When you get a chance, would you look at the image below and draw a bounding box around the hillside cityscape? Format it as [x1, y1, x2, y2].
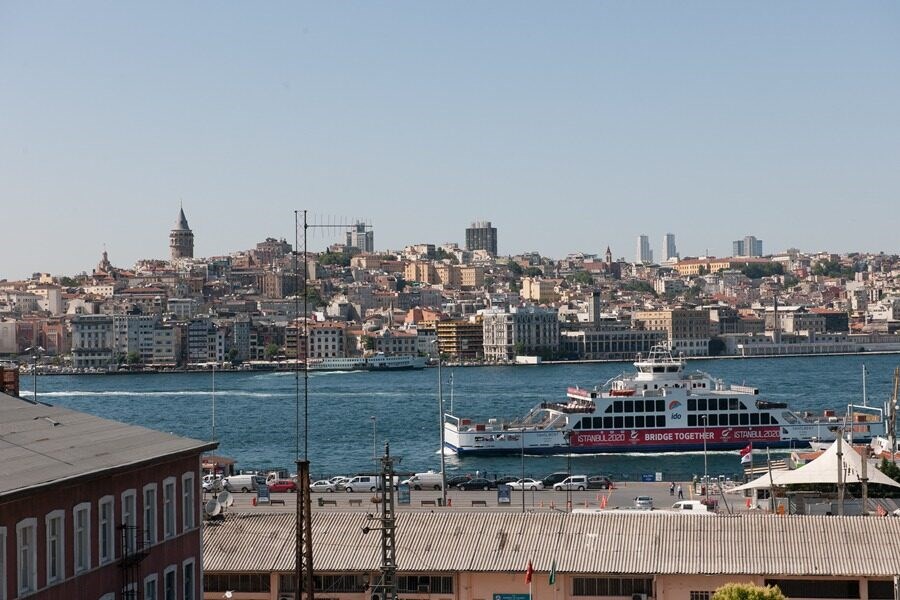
[2, 207, 900, 371]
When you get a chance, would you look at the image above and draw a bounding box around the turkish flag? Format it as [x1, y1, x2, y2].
[525, 560, 534, 584]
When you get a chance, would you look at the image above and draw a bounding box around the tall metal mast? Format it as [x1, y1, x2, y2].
[367, 442, 399, 600]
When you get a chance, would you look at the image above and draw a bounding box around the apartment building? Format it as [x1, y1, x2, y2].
[482, 306, 560, 361]
[436, 319, 483, 360]
[71, 314, 115, 368]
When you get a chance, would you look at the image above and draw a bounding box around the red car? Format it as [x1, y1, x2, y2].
[268, 479, 297, 493]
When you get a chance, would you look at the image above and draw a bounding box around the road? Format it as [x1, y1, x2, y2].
[208, 481, 750, 515]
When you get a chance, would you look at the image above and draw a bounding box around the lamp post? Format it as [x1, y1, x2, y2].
[520, 429, 526, 513]
[25, 346, 44, 403]
[701, 414, 709, 504]
[371, 416, 377, 468]
[432, 340, 447, 506]
[564, 431, 572, 512]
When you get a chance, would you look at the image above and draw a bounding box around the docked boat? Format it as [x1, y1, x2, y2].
[307, 353, 426, 372]
[444, 345, 886, 456]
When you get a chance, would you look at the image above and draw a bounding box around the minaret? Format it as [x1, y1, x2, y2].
[170, 206, 194, 261]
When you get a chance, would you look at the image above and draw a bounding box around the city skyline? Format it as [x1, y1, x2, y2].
[2, 3, 899, 279]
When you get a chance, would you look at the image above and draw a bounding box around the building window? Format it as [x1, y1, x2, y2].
[144, 484, 158, 545]
[144, 574, 159, 600]
[572, 576, 653, 597]
[164, 565, 177, 600]
[46, 509, 66, 584]
[0, 526, 7, 600]
[163, 477, 177, 539]
[99, 495, 115, 564]
[16, 518, 37, 596]
[73, 502, 91, 573]
[182, 472, 195, 531]
[765, 579, 859, 599]
[397, 575, 454, 594]
[690, 592, 711, 600]
[122, 489, 137, 554]
[183, 558, 196, 600]
[207, 573, 272, 593]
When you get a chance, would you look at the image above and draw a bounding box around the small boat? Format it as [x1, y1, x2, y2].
[444, 345, 887, 456]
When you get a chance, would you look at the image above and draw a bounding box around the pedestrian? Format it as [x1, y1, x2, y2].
[677, 484, 683, 499]
[669, 482, 675, 496]
[476, 470, 480, 479]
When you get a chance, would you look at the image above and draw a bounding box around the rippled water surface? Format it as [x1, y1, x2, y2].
[22, 354, 900, 481]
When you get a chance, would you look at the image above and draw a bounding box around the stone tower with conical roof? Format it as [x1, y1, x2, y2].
[169, 206, 194, 261]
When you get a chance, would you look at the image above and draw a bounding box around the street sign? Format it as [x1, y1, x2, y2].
[398, 483, 411, 505]
[494, 594, 530, 600]
[640, 474, 656, 482]
[497, 484, 511, 504]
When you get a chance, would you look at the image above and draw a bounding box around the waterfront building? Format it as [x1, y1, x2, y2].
[169, 206, 195, 261]
[202, 511, 900, 600]
[305, 322, 348, 359]
[661, 233, 678, 263]
[482, 306, 560, 361]
[151, 323, 178, 366]
[465, 221, 498, 256]
[345, 221, 374, 253]
[70, 314, 115, 368]
[0, 391, 215, 600]
[436, 318, 483, 360]
[372, 329, 419, 356]
[635, 234, 653, 264]
[113, 314, 160, 363]
[186, 317, 224, 364]
[560, 327, 666, 360]
[733, 235, 763, 258]
[632, 308, 711, 357]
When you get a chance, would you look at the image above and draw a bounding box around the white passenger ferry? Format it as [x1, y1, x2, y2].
[444, 346, 886, 456]
[307, 353, 426, 372]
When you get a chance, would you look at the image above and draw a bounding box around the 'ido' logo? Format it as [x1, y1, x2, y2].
[670, 412, 682, 420]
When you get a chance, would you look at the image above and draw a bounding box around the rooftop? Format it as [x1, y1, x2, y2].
[0, 392, 216, 499]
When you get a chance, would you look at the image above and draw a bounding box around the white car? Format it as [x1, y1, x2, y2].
[310, 479, 337, 493]
[507, 478, 544, 491]
[553, 475, 588, 491]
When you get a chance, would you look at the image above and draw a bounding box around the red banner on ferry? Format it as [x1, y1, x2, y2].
[570, 427, 781, 447]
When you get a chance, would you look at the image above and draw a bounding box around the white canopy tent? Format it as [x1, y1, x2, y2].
[730, 438, 900, 492]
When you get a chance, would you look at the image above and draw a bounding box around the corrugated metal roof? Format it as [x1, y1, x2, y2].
[0, 392, 216, 497]
[203, 511, 900, 577]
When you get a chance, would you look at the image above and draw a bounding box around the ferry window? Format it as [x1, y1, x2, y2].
[614, 417, 624, 429]
[667, 366, 679, 373]
[750, 413, 760, 425]
[653, 366, 665, 373]
[579, 417, 589, 429]
[708, 414, 718, 426]
[688, 415, 697, 427]
[634, 400, 644, 412]
[729, 414, 739, 426]
[603, 417, 613, 429]
[687, 399, 696, 411]
[573, 421, 582, 430]
[624, 416, 634, 428]
[623, 400, 633, 412]
[781, 412, 798, 425]
[761, 413, 770, 425]
[656, 400, 665, 412]
[593, 417, 603, 429]
[740, 401, 749, 410]
[635, 416, 645, 428]
[729, 398, 740, 411]
[719, 398, 729, 411]
[604, 406, 612, 413]
[613, 401, 623, 413]
[655, 416, 666, 427]
[740, 413, 749, 425]
[698, 398, 707, 411]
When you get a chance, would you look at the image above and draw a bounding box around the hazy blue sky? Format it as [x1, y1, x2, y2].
[2, 2, 899, 279]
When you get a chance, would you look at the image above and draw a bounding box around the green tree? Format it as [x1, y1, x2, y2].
[708, 338, 726, 356]
[741, 263, 785, 279]
[264, 343, 281, 361]
[524, 267, 544, 277]
[227, 347, 241, 365]
[569, 271, 594, 285]
[58, 276, 80, 287]
[878, 457, 900, 482]
[507, 261, 524, 277]
[712, 583, 786, 600]
[361, 335, 375, 351]
[126, 351, 141, 366]
[318, 251, 351, 267]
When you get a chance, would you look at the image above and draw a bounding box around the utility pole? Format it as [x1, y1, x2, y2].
[365, 443, 398, 600]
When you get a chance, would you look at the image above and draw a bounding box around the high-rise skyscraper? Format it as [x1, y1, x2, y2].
[733, 235, 763, 257]
[636, 234, 653, 264]
[169, 206, 194, 261]
[662, 233, 678, 262]
[465, 221, 498, 256]
[345, 222, 374, 253]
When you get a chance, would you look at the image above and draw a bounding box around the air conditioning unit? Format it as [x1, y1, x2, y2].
[417, 585, 431, 593]
[631, 594, 648, 600]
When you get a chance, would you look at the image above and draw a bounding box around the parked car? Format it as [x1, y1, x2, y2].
[456, 478, 496, 491]
[202, 474, 223, 493]
[310, 479, 337, 493]
[541, 472, 570, 488]
[553, 475, 588, 491]
[634, 496, 654, 510]
[401, 471, 444, 490]
[223, 474, 266, 493]
[507, 478, 544, 491]
[494, 476, 519, 486]
[446, 474, 471, 487]
[671, 500, 714, 514]
[268, 479, 297, 493]
[587, 475, 615, 490]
